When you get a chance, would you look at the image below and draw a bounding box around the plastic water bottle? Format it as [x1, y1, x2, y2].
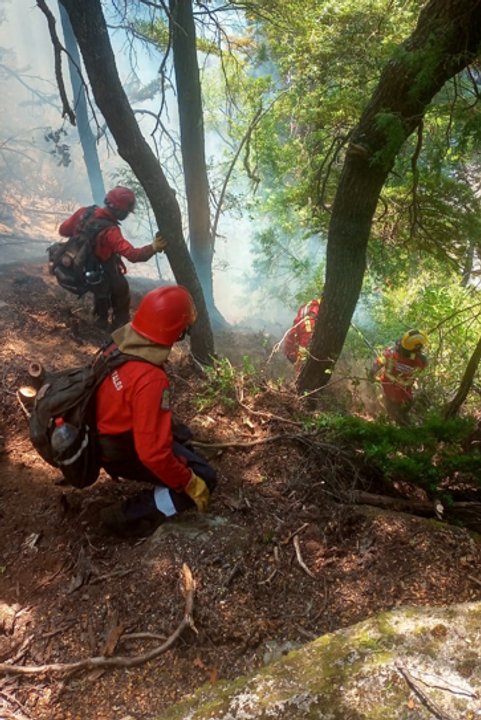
[51, 417, 79, 458]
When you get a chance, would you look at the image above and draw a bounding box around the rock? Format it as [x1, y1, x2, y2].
[160, 602, 481, 719]
[0, 602, 19, 635]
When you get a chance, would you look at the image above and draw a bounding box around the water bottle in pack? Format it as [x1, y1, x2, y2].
[51, 417, 79, 459]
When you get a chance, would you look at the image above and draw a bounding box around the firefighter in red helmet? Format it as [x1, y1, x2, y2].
[58, 186, 167, 331]
[283, 298, 321, 368]
[96, 285, 217, 536]
[371, 329, 429, 425]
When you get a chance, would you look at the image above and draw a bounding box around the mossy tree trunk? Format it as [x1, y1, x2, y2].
[298, 0, 481, 393]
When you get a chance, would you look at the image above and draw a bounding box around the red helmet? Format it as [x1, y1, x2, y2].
[104, 186, 136, 214]
[131, 286, 197, 345]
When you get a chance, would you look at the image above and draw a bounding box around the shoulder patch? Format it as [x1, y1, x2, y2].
[160, 388, 170, 410]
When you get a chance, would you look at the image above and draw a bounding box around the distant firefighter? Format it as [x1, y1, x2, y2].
[371, 329, 428, 425]
[55, 186, 167, 331]
[283, 298, 321, 367]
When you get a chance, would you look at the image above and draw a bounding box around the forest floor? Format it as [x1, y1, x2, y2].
[1, 257, 481, 720]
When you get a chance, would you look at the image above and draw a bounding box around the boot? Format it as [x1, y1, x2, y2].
[99, 491, 165, 538]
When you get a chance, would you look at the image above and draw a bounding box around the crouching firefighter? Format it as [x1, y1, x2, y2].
[96, 285, 217, 536]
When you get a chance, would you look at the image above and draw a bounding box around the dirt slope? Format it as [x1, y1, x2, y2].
[0, 261, 481, 720]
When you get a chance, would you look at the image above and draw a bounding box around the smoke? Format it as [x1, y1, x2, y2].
[0, 1, 305, 335]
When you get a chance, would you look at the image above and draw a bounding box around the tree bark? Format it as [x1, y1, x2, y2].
[298, 0, 481, 393]
[444, 334, 481, 418]
[58, 3, 105, 205]
[57, 0, 214, 362]
[169, 0, 221, 324]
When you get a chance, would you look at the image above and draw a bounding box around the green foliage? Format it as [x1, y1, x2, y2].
[309, 411, 479, 493]
[196, 355, 260, 412]
[222, 0, 481, 313]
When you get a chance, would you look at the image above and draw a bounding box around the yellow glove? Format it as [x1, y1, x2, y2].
[185, 471, 209, 512]
[152, 231, 168, 253]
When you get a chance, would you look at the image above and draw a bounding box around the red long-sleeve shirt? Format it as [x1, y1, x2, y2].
[58, 206, 155, 264]
[377, 345, 428, 403]
[95, 360, 191, 491]
[283, 299, 321, 363]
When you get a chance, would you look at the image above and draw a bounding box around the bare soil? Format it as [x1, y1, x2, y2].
[1, 260, 481, 720]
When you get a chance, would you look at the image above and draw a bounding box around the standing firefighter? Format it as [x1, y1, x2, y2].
[56, 186, 167, 330]
[371, 329, 428, 425]
[96, 285, 217, 536]
[283, 298, 321, 368]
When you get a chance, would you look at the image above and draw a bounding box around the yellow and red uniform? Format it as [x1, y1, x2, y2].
[374, 344, 428, 404]
[284, 299, 321, 364]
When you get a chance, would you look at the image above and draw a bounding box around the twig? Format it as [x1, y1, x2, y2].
[282, 522, 309, 545]
[395, 662, 458, 720]
[120, 632, 167, 642]
[90, 568, 135, 584]
[36, 0, 76, 124]
[0, 564, 195, 677]
[467, 574, 481, 589]
[15, 392, 31, 419]
[237, 399, 303, 427]
[293, 535, 316, 579]
[191, 432, 334, 450]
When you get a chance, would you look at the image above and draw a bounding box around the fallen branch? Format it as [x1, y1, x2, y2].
[192, 432, 336, 451]
[352, 491, 481, 525]
[352, 491, 436, 516]
[467, 574, 481, 589]
[293, 535, 316, 579]
[0, 564, 195, 678]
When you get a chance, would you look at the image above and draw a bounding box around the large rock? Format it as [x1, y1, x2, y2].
[160, 602, 481, 719]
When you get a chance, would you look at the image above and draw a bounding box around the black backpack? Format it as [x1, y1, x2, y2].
[29, 345, 132, 488]
[48, 206, 118, 297]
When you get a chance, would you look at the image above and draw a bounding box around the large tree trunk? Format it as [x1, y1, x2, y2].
[58, 0, 214, 362]
[58, 3, 105, 205]
[169, 0, 224, 326]
[298, 0, 481, 393]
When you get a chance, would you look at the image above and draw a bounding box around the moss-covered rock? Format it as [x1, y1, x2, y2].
[160, 602, 481, 719]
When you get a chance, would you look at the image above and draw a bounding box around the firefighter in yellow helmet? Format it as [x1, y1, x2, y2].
[371, 329, 428, 425]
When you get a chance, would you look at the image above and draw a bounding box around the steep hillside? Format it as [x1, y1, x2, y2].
[0, 260, 480, 720]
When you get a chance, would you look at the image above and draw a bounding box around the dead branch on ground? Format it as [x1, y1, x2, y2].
[0, 564, 195, 678]
[293, 535, 316, 579]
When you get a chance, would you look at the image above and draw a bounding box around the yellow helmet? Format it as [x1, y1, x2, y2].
[400, 329, 428, 352]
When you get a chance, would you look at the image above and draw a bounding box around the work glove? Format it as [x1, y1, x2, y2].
[185, 471, 210, 512]
[152, 231, 168, 253]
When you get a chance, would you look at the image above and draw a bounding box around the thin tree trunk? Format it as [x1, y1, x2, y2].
[58, 3, 105, 205]
[298, 0, 481, 393]
[169, 0, 219, 323]
[444, 334, 481, 418]
[57, 0, 214, 362]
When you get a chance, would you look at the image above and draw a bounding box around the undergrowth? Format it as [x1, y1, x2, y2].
[307, 412, 481, 495]
[196, 356, 260, 411]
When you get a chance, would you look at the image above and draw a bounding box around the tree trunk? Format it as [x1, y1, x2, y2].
[58, 3, 105, 205]
[58, 0, 214, 362]
[298, 0, 481, 393]
[169, 0, 222, 325]
[444, 334, 481, 418]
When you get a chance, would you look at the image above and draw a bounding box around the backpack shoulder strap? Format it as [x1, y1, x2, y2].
[79, 207, 119, 246]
